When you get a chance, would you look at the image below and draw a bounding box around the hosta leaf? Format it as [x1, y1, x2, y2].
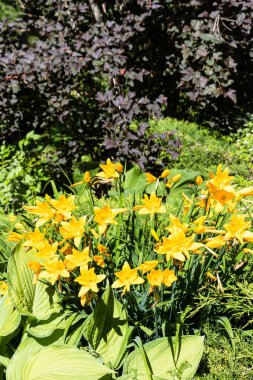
[0, 296, 21, 338]
[6, 336, 46, 380]
[27, 311, 70, 338]
[6, 330, 68, 380]
[0, 356, 10, 369]
[166, 169, 201, 210]
[123, 336, 204, 380]
[65, 314, 88, 346]
[0, 344, 13, 367]
[7, 241, 60, 319]
[20, 345, 113, 380]
[84, 287, 132, 369]
[123, 166, 147, 196]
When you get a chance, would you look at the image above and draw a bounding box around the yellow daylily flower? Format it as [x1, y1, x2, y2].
[64, 247, 92, 271]
[8, 215, 24, 230]
[7, 231, 24, 242]
[97, 158, 121, 181]
[138, 260, 159, 274]
[205, 235, 226, 249]
[145, 172, 157, 184]
[196, 175, 203, 186]
[224, 214, 251, 244]
[93, 255, 105, 267]
[23, 229, 45, 249]
[151, 229, 160, 242]
[192, 216, 207, 234]
[162, 268, 177, 287]
[112, 262, 144, 295]
[71, 171, 91, 187]
[75, 267, 106, 297]
[242, 230, 253, 243]
[147, 268, 176, 292]
[243, 248, 253, 255]
[160, 169, 170, 179]
[51, 194, 76, 222]
[24, 199, 54, 227]
[236, 186, 253, 199]
[115, 162, 123, 173]
[182, 193, 193, 216]
[147, 269, 164, 292]
[97, 244, 107, 254]
[40, 258, 70, 285]
[80, 292, 94, 307]
[94, 205, 128, 234]
[206, 271, 217, 281]
[155, 231, 203, 262]
[133, 192, 166, 217]
[165, 214, 188, 234]
[28, 261, 42, 284]
[35, 240, 58, 260]
[166, 174, 182, 188]
[59, 216, 86, 247]
[209, 183, 236, 208]
[192, 216, 224, 235]
[209, 164, 234, 188]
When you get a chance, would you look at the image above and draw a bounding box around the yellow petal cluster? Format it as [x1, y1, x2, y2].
[133, 192, 166, 217]
[112, 262, 144, 295]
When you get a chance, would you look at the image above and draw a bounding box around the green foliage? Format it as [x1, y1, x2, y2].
[7, 341, 113, 380]
[0, 296, 20, 341]
[0, 1, 19, 21]
[233, 118, 253, 179]
[0, 132, 57, 212]
[83, 287, 132, 370]
[190, 280, 253, 328]
[1, 160, 253, 378]
[7, 241, 61, 319]
[123, 336, 204, 380]
[149, 118, 253, 187]
[196, 324, 253, 380]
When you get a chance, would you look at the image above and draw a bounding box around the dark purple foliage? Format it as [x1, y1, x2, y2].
[0, 0, 252, 175]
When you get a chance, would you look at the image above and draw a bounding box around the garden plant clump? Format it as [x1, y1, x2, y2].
[0, 159, 253, 379]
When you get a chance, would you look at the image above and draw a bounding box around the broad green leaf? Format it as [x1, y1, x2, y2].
[84, 287, 132, 369]
[123, 336, 204, 380]
[7, 241, 61, 319]
[0, 336, 14, 367]
[19, 345, 113, 380]
[27, 311, 70, 338]
[123, 166, 147, 196]
[166, 169, 201, 210]
[146, 181, 166, 197]
[0, 353, 10, 368]
[0, 296, 21, 338]
[65, 314, 88, 346]
[6, 336, 46, 380]
[6, 332, 66, 380]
